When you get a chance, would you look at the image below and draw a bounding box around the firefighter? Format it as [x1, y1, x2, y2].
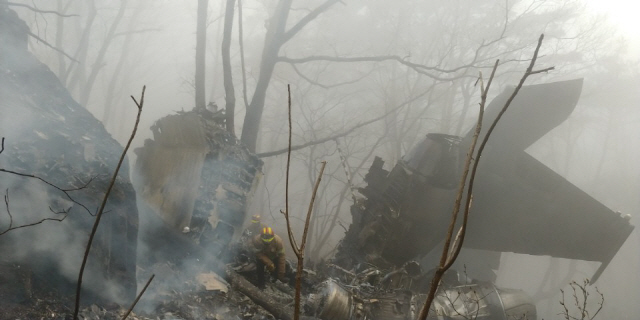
[246, 214, 267, 237]
[253, 227, 286, 288]
[241, 214, 267, 251]
[233, 215, 267, 265]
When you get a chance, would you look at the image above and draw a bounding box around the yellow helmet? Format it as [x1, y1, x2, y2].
[261, 227, 275, 243]
[251, 214, 261, 224]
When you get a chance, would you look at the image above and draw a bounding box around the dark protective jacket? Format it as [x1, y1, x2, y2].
[246, 222, 268, 238]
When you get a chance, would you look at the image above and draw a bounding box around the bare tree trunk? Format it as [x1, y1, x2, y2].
[195, 0, 208, 109]
[78, 0, 127, 108]
[103, 1, 146, 127]
[240, 0, 291, 152]
[222, 0, 236, 134]
[240, 0, 341, 152]
[64, 1, 96, 91]
[237, 0, 249, 109]
[54, 0, 71, 77]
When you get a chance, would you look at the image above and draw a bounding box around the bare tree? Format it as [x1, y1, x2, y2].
[418, 34, 554, 320]
[237, 0, 343, 152]
[195, 0, 209, 110]
[559, 279, 604, 320]
[221, 0, 236, 133]
[281, 85, 327, 320]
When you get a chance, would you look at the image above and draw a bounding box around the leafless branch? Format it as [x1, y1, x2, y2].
[74, 86, 146, 320]
[257, 86, 433, 158]
[26, 30, 78, 63]
[282, 85, 328, 320]
[0, 168, 95, 215]
[113, 28, 163, 38]
[419, 34, 553, 320]
[529, 66, 555, 75]
[283, 84, 299, 252]
[448, 34, 551, 267]
[0, 189, 68, 236]
[279, 55, 468, 81]
[281, 0, 342, 44]
[292, 160, 326, 320]
[559, 279, 604, 320]
[417, 61, 497, 320]
[289, 62, 374, 89]
[1, 191, 12, 234]
[222, 0, 236, 133]
[310, 134, 386, 257]
[6, 2, 78, 17]
[448, 34, 551, 266]
[121, 274, 155, 320]
[237, 0, 249, 109]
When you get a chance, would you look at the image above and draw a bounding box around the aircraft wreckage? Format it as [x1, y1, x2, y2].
[3, 4, 631, 317]
[309, 78, 633, 320]
[133, 79, 634, 320]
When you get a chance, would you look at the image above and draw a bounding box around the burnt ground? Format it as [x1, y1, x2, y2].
[0, 259, 290, 320]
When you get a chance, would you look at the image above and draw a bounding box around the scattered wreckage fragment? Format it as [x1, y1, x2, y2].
[306, 264, 535, 320]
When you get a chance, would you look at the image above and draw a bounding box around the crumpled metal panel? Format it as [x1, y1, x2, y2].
[460, 79, 634, 281]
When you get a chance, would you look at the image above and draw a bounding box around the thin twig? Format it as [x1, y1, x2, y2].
[121, 274, 155, 320]
[257, 86, 433, 158]
[113, 28, 163, 37]
[26, 30, 79, 62]
[417, 60, 497, 320]
[282, 85, 327, 320]
[1, 191, 13, 235]
[1, 190, 68, 235]
[283, 84, 299, 252]
[0, 168, 95, 215]
[300, 161, 327, 253]
[419, 34, 553, 320]
[73, 86, 145, 320]
[6, 2, 78, 17]
[293, 160, 326, 320]
[592, 286, 604, 319]
[237, 0, 249, 109]
[446, 34, 552, 267]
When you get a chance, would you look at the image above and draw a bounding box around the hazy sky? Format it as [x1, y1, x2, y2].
[587, 0, 640, 54]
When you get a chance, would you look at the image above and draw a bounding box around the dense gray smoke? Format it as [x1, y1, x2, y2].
[2, 0, 639, 318]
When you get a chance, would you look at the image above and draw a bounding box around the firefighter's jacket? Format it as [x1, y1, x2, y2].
[241, 222, 268, 248]
[253, 234, 286, 279]
[246, 222, 268, 238]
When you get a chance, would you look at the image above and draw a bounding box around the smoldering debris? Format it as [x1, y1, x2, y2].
[133, 104, 263, 267]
